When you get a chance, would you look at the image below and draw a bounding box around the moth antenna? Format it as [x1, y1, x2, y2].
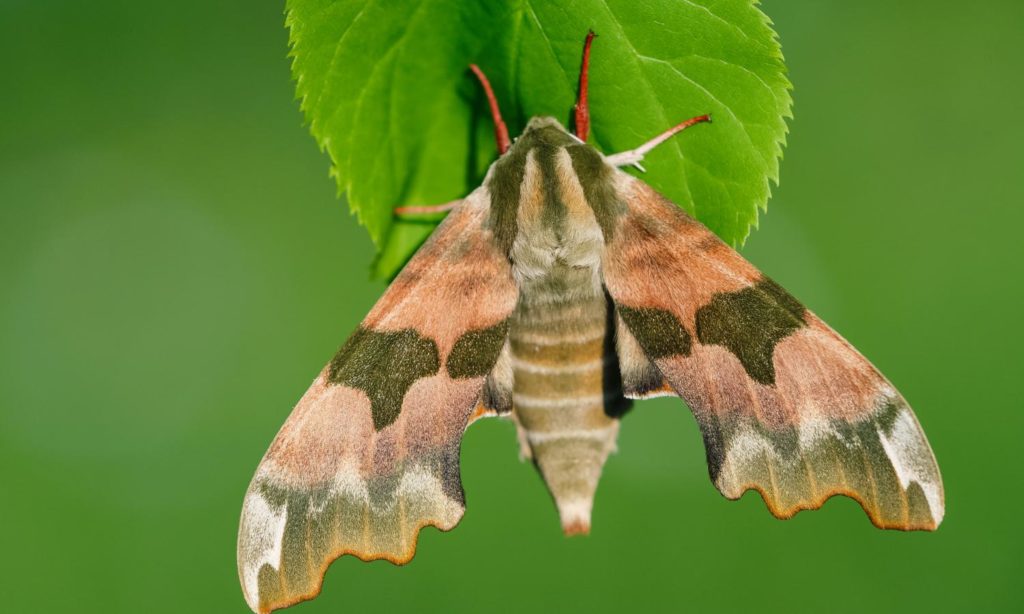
[393, 200, 459, 217]
[469, 64, 511, 155]
[573, 30, 597, 142]
[604, 114, 712, 169]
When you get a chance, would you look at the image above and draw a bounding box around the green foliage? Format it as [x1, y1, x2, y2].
[287, 0, 792, 278]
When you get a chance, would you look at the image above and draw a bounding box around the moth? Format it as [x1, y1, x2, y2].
[238, 32, 943, 613]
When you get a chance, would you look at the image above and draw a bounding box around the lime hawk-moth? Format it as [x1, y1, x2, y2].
[238, 32, 943, 613]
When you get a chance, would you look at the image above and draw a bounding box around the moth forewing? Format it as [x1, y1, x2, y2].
[602, 175, 943, 530]
[237, 192, 518, 613]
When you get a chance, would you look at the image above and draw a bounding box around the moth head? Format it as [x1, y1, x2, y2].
[507, 116, 583, 155]
[522, 116, 571, 134]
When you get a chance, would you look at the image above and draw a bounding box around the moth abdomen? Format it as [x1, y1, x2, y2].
[509, 282, 624, 535]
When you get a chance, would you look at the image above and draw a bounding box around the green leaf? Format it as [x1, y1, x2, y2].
[287, 0, 791, 279]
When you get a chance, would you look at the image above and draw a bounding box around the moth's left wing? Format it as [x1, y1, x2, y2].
[238, 188, 517, 613]
[603, 175, 943, 530]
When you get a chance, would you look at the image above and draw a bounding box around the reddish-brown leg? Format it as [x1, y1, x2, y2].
[573, 30, 597, 142]
[470, 64, 511, 155]
[605, 114, 712, 169]
[393, 200, 460, 217]
[392, 66, 510, 218]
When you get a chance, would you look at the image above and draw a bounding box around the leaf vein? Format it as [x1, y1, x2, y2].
[597, 0, 696, 214]
[678, 0, 771, 53]
[308, 0, 377, 141]
[637, 53, 770, 170]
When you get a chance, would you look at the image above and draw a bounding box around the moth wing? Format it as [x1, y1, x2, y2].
[603, 175, 943, 530]
[238, 188, 517, 613]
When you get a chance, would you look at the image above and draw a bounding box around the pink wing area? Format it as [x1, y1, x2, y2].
[603, 175, 943, 531]
[238, 188, 517, 613]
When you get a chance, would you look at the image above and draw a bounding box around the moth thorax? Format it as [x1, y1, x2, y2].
[507, 142, 607, 292]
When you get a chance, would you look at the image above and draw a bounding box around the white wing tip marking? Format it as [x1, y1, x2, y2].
[330, 460, 371, 502]
[239, 490, 288, 611]
[797, 416, 849, 450]
[877, 408, 945, 525]
[725, 429, 778, 466]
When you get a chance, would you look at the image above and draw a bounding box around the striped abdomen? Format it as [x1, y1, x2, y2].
[509, 265, 627, 535]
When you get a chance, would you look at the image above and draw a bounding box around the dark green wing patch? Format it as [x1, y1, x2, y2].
[327, 327, 440, 430]
[567, 144, 625, 240]
[446, 319, 509, 379]
[485, 146, 526, 256]
[617, 305, 693, 359]
[694, 278, 806, 385]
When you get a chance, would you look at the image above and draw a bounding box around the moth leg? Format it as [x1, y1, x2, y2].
[393, 200, 460, 217]
[604, 114, 712, 170]
[469, 64, 511, 155]
[573, 30, 597, 141]
[512, 413, 534, 461]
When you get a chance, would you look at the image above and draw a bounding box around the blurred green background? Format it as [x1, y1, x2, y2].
[2, 1, 1022, 612]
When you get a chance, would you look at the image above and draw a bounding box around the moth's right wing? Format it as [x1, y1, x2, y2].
[602, 175, 943, 531]
[238, 188, 517, 613]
